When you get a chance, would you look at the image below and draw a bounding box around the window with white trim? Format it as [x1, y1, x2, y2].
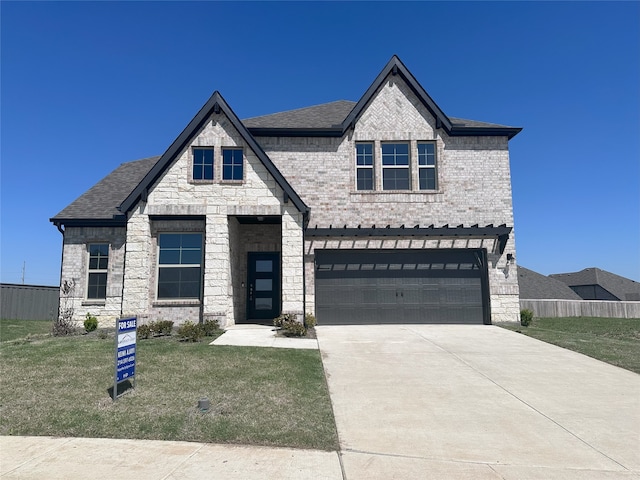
[418, 142, 437, 190]
[192, 148, 214, 180]
[222, 148, 243, 181]
[87, 243, 108, 299]
[157, 233, 202, 299]
[356, 143, 374, 190]
[381, 143, 410, 190]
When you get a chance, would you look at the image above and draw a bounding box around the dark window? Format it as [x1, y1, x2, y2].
[382, 143, 410, 190]
[193, 148, 214, 180]
[87, 243, 108, 299]
[157, 233, 202, 299]
[222, 149, 243, 180]
[418, 143, 437, 190]
[356, 143, 374, 190]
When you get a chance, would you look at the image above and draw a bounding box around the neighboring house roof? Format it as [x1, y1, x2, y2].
[550, 268, 640, 301]
[517, 266, 582, 300]
[51, 156, 160, 226]
[246, 55, 521, 139]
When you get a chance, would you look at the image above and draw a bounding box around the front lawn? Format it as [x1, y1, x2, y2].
[0, 319, 52, 342]
[499, 317, 640, 374]
[0, 331, 338, 450]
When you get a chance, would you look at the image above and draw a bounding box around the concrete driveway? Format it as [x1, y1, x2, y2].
[316, 325, 640, 480]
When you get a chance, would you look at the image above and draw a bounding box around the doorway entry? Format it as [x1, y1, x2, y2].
[246, 252, 280, 320]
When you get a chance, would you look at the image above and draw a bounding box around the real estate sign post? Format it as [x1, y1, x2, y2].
[113, 317, 137, 400]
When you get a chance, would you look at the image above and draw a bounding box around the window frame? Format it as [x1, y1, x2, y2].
[222, 148, 244, 181]
[192, 147, 215, 181]
[417, 142, 437, 190]
[381, 142, 411, 191]
[156, 233, 203, 300]
[355, 142, 374, 191]
[86, 243, 109, 300]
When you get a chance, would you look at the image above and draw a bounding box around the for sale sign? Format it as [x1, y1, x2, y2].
[113, 317, 137, 400]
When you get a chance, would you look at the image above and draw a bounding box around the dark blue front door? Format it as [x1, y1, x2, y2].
[247, 252, 280, 320]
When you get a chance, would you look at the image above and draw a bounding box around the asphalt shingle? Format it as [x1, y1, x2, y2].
[51, 156, 160, 221]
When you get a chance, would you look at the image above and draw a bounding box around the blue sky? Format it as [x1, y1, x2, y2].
[1, 1, 639, 285]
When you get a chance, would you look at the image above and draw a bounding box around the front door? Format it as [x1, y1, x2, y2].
[247, 252, 280, 320]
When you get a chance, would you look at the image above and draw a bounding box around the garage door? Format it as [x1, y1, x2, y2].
[315, 249, 489, 325]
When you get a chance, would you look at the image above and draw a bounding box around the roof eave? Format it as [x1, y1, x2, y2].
[448, 126, 523, 140]
[50, 217, 127, 228]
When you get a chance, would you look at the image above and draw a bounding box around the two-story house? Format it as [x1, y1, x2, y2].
[50, 56, 522, 327]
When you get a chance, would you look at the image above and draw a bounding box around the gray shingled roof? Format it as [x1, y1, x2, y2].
[51, 156, 160, 221]
[243, 100, 516, 131]
[550, 268, 640, 301]
[517, 266, 582, 300]
[243, 100, 356, 129]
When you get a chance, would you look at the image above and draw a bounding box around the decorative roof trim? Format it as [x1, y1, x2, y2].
[118, 91, 309, 215]
[306, 224, 512, 254]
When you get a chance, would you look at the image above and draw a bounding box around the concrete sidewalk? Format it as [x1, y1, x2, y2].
[316, 325, 640, 480]
[0, 436, 342, 479]
[211, 324, 318, 349]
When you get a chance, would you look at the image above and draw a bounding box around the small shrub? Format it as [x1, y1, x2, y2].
[520, 309, 534, 327]
[177, 321, 204, 342]
[282, 320, 307, 337]
[154, 320, 174, 336]
[84, 313, 98, 333]
[273, 313, 295, 328]
[137, 324, 152, 339]
[304, 313, 317, 329]
[202, 319, 221, 337]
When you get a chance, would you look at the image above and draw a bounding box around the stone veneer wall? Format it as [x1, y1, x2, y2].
[121, 109, 304, 327]
[59, 226, 126, 325]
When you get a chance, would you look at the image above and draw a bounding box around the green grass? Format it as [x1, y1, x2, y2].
[0, 319, 52, 342]
[500, 317, 640, 374]
[0, 330, 338, 450]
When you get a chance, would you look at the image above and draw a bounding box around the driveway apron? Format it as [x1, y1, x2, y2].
[316, 325, 640, 480]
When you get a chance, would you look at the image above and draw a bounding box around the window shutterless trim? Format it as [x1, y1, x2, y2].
[381, 142, 410, 191]
[86, 243, 109, 300]
[222, 148, 244, 181]
[355, 142, 374, 191]
[192, 147, 214, 181]
[156, 232, 203, 300]
[417, 142, 437, 190]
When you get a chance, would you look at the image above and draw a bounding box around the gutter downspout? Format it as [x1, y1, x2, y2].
[55, 222, 65, 321]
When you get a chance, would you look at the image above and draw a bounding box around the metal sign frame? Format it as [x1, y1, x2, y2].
[113, 316, 137, 400]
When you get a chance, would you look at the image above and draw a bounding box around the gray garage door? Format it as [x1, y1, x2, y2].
[315, 249, 489, 325]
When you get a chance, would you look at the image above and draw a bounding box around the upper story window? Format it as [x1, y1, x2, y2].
[193, 148, 214, 180]
[87, 243, 109, 299]
[418, 143, 437, 190]
[381, 143, 410, 190]
[222, 148, 243, 181]
[157, 233, 202, 299]
[356, 143, 374, 191]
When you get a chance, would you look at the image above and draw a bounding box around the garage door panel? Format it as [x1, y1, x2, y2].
[315, 249, 488, 325]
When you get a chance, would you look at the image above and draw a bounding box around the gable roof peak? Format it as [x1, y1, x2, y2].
[118, 90, 308, 216]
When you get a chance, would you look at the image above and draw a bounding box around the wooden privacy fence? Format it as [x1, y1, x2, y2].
[520, 299, 640, 319]
[1, 283, 59, 321]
